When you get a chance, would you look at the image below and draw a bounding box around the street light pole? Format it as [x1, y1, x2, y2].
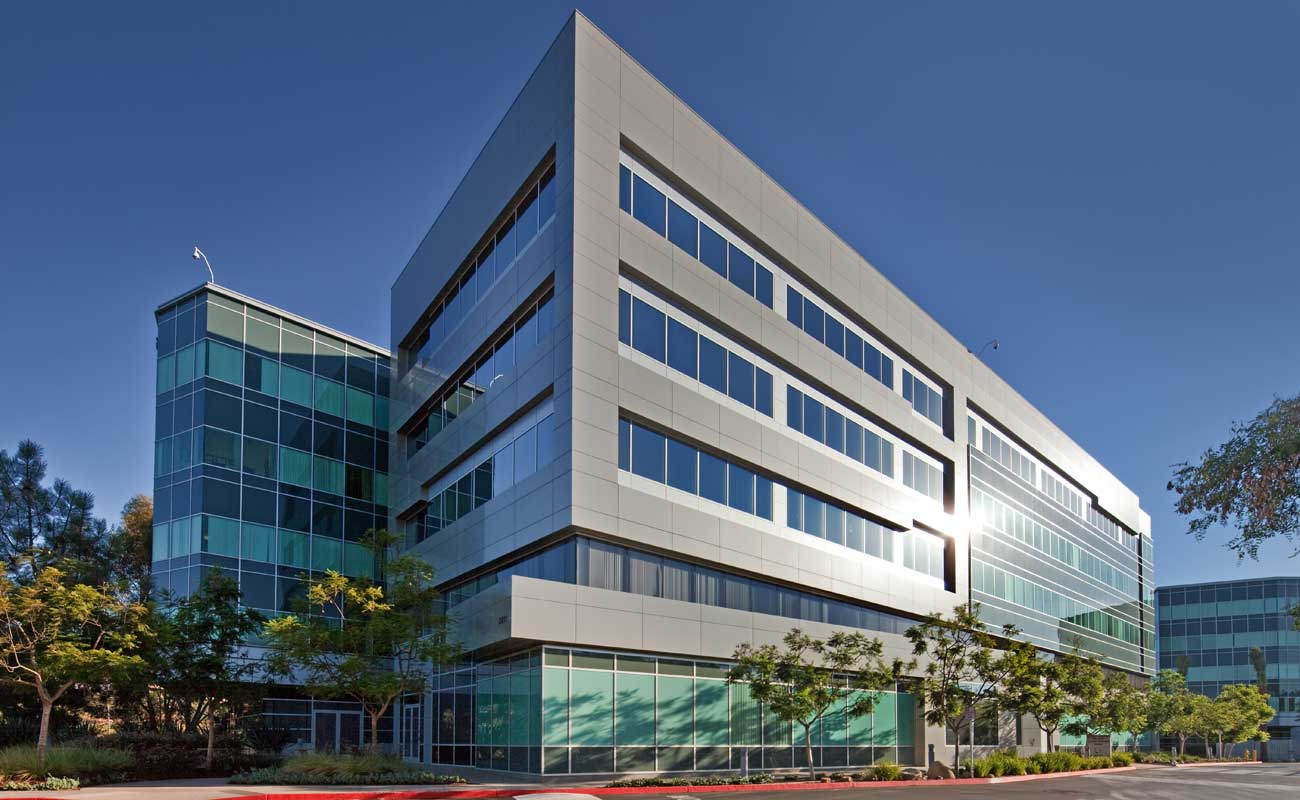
[192, 246, 214, 283]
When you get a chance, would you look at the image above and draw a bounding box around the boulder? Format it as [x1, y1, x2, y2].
[926, 761, 957, 780]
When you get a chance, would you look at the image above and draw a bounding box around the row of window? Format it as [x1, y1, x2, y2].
[786, 286, 894, 392]
[972, 488, 1136, 597]
[1160, 613, 1300, 636]
[618, 418, 774, 520]
[901, 452, 942, 504]
[619, 289, 773, 417]
[158, 341, 387, 430]
[972, 559, 1144, 647]
[785, 488, 945, 582]
[786, 386, 894, 479]
[407, 164, 557, 373]
[971, 418, 1037, 486]
[1040, 469, 1084, 518]
[155, 479, 378, 540]
[619, 163, 773, 309]
[417, 412, 557, 542]
[1158, 580, 1300, 606]
[440, 536, 922, 640]
[151, 514, 374, 579]
[901, 370, 942, 428]
[408, 292, 556, 457]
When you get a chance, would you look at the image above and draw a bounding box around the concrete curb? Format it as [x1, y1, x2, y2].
[1166, 760, 1263, 768]
[211, 765, 1142, 800]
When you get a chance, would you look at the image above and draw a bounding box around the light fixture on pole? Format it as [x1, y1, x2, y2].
[192, 246, 214, 284]
[975, 339, 1000, 359]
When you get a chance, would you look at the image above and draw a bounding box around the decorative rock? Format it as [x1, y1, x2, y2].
[926, 761, 956, 780]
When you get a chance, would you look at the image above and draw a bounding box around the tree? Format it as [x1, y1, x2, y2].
[1248, 647, 1268, 693]
[905, 603, 1021, 770]
[155, 571, 265, 768]
[108, 495, 153, 604]
[728, 629, 905, 778]
[999, 644, 1068, 752]
[263, 532, 458, 752]
[1103, 673, 1148, 751]
[0, 563, 149, 761]
[1168, 395, 1300, 559]
[1147, 670, 1201, 756]
[1214, 683, 1275, 755]
[1059, 655, 1108, 743]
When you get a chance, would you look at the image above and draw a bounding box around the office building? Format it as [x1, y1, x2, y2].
[151, 284, 392, 751]
[385, 11, 1155, 774]
[1157, 578, 1300, 759]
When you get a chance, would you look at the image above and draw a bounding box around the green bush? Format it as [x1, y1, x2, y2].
[1134, 751, 1173, 764]
[868, 760, 902, 781]
[1110, 751, 1134, 766]
[0, 776, 80, 791]
[230, 752, 466, 786]
[607, 774, 778, 788]
[0, 745, 134, 786]
[1028, 751, 1085, 774]
[1079, 755, 1113, 770]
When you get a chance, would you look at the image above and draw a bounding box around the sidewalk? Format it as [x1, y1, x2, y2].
[0, 778, 572, 800]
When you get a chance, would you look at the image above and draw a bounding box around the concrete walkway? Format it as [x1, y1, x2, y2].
[0, 778, 578, 800]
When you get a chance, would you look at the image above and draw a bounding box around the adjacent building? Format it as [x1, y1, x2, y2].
[1156, 578, 1300, 759]
[383, 11, 1155, 774]
[151, 284, 393, 752]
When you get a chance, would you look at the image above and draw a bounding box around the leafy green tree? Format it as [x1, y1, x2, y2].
[1248, 647, 1269, 693]
[728, 629, 905, 778]
[1059, 654, 1108, 742]
[999, 643, 1067, 752]
[1214, 683, 1275, 755]
[905, 603, 1021, 770]
[155, 571, 265, 768]
[1147, 670, 1201, 756]
[1103, 673, 1148, 751]
[108, 495, 154, 603]
[0, 563, 149, 761]
[263, 532, 458, 752]
[1168, 395, 1300, 558]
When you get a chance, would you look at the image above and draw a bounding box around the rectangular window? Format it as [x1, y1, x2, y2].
[698, 223, 727, 278]
[242, 437, 276, 478]
[345, 387, 374, 427]
[825, 315, 844, 357]
[786, 286, 803, 328]
[619, 165, 632, 213]
[727, 464, 754, 514]
[755, 475, 773, 520]
[667, 199, 697, 257]
[698, 337, 726, 395]
[666, 318, 697, 378]
[845, 420, 863, 462]
[727, 243, 755, 295]
[280, 365, 312, 407]
[727, 352, 754, 407]
[631, 298, 666, 361]
[631, 175, 666, 235]
[201, 515, 240, 557]
[803, 395, 823, 442]
[618, 418, 630, 471]
[245, 353, 278, 395]
[241, 522, 276, 563]
[755, 265, 773, 308]
[803, 299, 824, 343]
[787, 385, 802, 430]
[617, 290, 631, 345]
[313, 456, 344, 495]
[202, 427, 240, 470]
[825, 408, 844, 453]
[206, 341, 243, 385]
[845, 331, 863, 369]
[755, 369, 773, 417]
[630, 425, 665, 483]
[314, 378, 344, 417]
[666, 439, 697, 494]
[698, 452, 726, 505]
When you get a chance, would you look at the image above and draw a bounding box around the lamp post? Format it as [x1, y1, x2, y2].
[192, 246, 214, 283]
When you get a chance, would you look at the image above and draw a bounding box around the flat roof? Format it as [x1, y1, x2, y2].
[1156, 576, 1299, 591]
[155, 282, 389, 357]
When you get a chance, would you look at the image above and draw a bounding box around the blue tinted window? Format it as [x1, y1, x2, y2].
[786, 287, 803, 327]
[803, 298, 824, 342]
[825, 315, 844, 357]
[804, 496, 825, 538]
[631, 298, 666, 360]
[787, 385, 802, 430]
[755, 476, 773, 520]
[667, 200, 697, 257]
[755, 266, 773, 308]
[727, 244, 755, 296]
[902, 372, 913, 403]
[727, 353, 754, 407]
[619, 165, 632, 213]
[699, 337, 726, 394]
[632, 175, 666, 235]
[864, 431, 881, 472]
[618, 419, 630, 471]
[825, 408, 844, 452]
[699, 452, 726, 504]
[845, 420, 863, 462]
[787, 491, 802, 530]
[881, 439, 895, 477]
[538, 167, 556, 222]
[881, 354, 894, 389]
[825, 506, 844, 546]
[845, 515, 864, 552]
[516, 186, 539, 242]
[496, 216, 516, 266]
[666, 318, 697, 378]
[630, 425, 665, 482]
[755, 369, 773, 417]
[618, 290, 631, 345]
[803, 394, 823, 442]
[666, 439, 697, 494]
[699, 223, 727, 277]
[864, 344, 882, 382]
[727, 464, 754, 513]
[845, 331, 863, 369]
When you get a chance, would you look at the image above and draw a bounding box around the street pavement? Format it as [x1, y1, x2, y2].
[0, 763, 1295, 800]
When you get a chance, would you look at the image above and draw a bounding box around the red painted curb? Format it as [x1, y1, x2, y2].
[222, 765, 1142, 800]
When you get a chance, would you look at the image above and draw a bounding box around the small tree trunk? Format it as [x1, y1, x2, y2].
[801, 723, 815, 779]
[205, 715, 217, 770]
[1046, 729, 1054, 753]
[1177, 733, 1186, 757]
[37, 698, 53, 765]
[953, 731, 960, 772]
[370, 709, 382, 754]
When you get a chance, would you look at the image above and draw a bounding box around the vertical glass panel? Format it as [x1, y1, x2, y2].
[657, 676, 694, 745]
[666, 439, 697, 494]
[845, 330, 864, 369]
[630, 425, 665, 482]
[569, 669, 614, 746]
[824, 315, 844, 357]
[804, 497, 824, 539]
[694, 680, 728, 746]
[845, 420, 863, 462]
[825, 408, 844, 452]
[201, 515, 240, 557]
[630, 298, 666, 361]
[345, 387, 374, 426]
[897, 693, 916, 747]
[618, 165, 632, 214]
[156, 354, 176, 393]
[615, 673, 655, 746]
[631, 175, 666, 235]
[871, 692, 897, 745]
[698, 223, 727, 277]
[538, 165, 556, 222]
[206, 341, 243, 385]
[727, 353, 754, 407]
[698, 337, 726, 394]
[206, 303, 244, 343]
[755, 265, 773, 308]
[617, 290, 631, 345]
[618, 418, 630, 471]
[727, 464, 753, 514]
[314, 378, 344, 417]
[312, 535, 342, 573]
[176, 344, 196, 386]
[845, 515, 865, 552]
[280, 365, 313, 407]
[666, 318, 697, 378]
[803, 395, 823, 442]
[755, 369, 773, 417]
[803, 299, 824, 343]
[241, 522, 276, 563]
[667, 200, 697, 257]
[698, 452, 726, 505]
[543, 667, 569, 745]
[787, 386, 802, 430]
[727, 244, 754, 295]
[497, 215, 516, 267]
[730, 683, 761, 746]
[786, 286, 803, 328]
[755, 476, 773, 520]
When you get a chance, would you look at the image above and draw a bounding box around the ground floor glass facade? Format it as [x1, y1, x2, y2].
[425, 646, 919, 774]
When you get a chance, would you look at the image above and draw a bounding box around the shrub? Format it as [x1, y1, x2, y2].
[1134, 751, 1173, 764]
[1110, 751, 1134, 766]
[1079, 756, 1113, 770]
[0, 745, 134, 786]
[1028, 751, 1085, 774]
[230, 752, 466, 786]
[607, 774, 779, 788]
[0, 776, 80, 791]
[868, 760, 902, 781]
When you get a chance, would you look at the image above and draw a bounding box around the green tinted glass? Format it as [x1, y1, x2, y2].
[280, 365, 312, 407]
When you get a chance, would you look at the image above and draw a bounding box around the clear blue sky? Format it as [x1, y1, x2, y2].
[3, 1, 1298, 587]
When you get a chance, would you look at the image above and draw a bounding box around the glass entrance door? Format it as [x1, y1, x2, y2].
[314, 710, 364, 753]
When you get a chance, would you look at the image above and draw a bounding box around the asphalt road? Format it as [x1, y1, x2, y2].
[586, 764, 1300, 800]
